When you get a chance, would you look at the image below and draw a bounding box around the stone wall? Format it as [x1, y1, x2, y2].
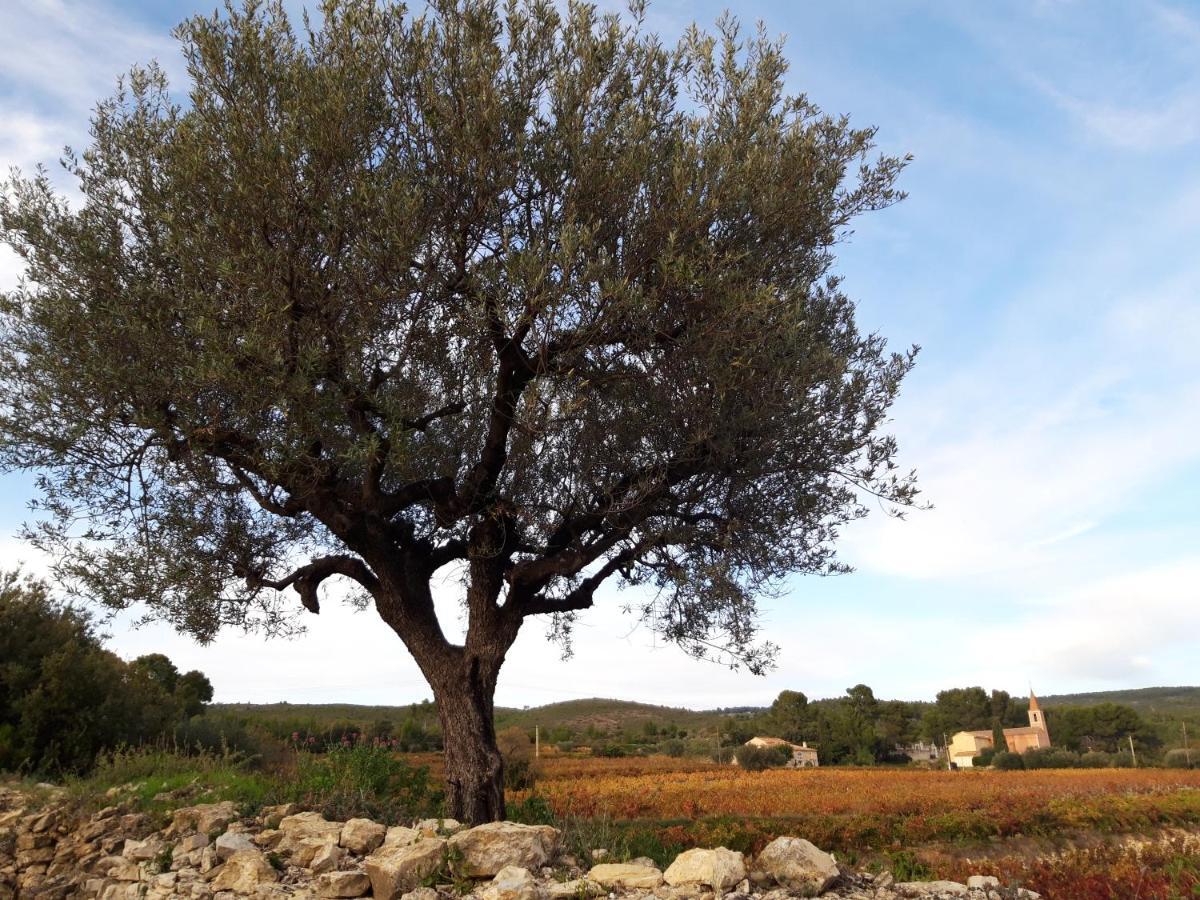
[0, 785, 1040, 900]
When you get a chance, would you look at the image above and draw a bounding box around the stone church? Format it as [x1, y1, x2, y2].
[948, 691, 1051, 767]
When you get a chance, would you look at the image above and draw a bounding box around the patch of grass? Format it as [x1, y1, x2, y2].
[57, 742, 442, 825]
[64, 745, 272, 817]
[552, 812, 684, 869]
[277, 743, 442, 824]
[508, 793, 555, 825]
[887, 850, 933, 882]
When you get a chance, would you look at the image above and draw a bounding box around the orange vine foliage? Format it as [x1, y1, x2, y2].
[518, 766, 1200, 821]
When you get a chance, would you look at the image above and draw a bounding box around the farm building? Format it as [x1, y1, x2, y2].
[737, 735, 820, 767]
[896, 741, 941, 763]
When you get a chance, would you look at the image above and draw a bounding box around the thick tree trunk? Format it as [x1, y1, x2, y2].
[372, 553, 516, 824]
[430, 657, 506, 824]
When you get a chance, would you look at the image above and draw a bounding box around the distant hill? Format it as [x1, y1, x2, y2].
[210, 696, 734, 740]
[494, 698, 725, 733]
[212, 687, 1200, 735]
[214, 701, 433, 724]
[1041, 686, 1200, 718]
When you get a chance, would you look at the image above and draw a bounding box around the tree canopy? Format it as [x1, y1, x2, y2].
[0, 0, 917, 819]
[0, 571, 212, 774]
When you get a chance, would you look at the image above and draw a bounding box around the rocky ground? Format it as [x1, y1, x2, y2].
[0, 786, 1041, 900]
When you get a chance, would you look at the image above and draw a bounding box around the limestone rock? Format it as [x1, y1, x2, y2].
[309, 839, 345, 875]
[663, 848, 745, 891]
[209, 849, 279, 893]
[399, 888, 440, 900]
[478, 865, 544, 900]
[363, 837, 447, 900]
[895, 881, 969, 897]
[382, 826, 421, 849]
[199, 843, 219, 874]
[254, 829, 283, 851]
[279, 812, 345, 853]
[415, 818, 465, 837]
[754, 837, 840, 894]
[586, 863, 664, 890]
[967, 876, 1000, 890]
[214, 831, 257, 861]
[447, 822, 559, 878]
[546, 879, 604, 899]
[16, 833, 51, 851]
[28, 810, 60, 833]
[340, 819, 387, 855]
[166, 802, 238, 838]
[315, 870, 372, 898]
[122, 836, 166, 862]
[260, 804, 302, 828]
[15, 846, 55, 867]
[292, 837, 335, 869]
[105, 857, 142, 882]
[174, 835, 211, 854]
[99, 884, 142, 900]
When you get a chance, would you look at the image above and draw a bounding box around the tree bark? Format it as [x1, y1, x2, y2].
[372, 551, 516, 824]
[429, 653, 507, 824]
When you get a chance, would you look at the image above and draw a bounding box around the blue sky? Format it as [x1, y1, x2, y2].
[2, 0, 1199, 708]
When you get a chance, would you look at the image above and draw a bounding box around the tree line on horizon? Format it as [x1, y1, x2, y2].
[1, 569, 1192, 779]
[714, 685, 1178, 767]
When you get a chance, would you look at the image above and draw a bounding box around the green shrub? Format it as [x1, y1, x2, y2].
[660, 739, 686, 758]
[283, 743, 441, 823]
[1079, 751, 1111, 768]
[1164, 749, 1194, 769]
[992, 751, 1025, 770]
[711, 746, 735, 764]
[1023, 749, 1079, 769]
[1110, 751, 1135, 768]
[972, 747, 996, 767]
[498, 726, 538, 790]
[734, 744, 793, 772]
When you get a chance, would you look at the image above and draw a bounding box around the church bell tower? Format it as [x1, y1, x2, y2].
[1028, 690, 1047, 735]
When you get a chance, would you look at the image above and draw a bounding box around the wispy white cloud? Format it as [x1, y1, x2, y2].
[1149, 1, 1200, 51]
[0, 0, 178, 111]
[964, 560, 1200, 684]
[844, 283, 1200, 584]
[936, 0, 1200, 152]
[1031, 78, 1200, 152]
[0, 0, 183, 219]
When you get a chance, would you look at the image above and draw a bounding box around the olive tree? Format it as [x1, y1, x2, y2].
[0, 0, 918, 821]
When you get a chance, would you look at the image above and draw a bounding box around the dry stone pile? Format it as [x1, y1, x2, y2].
[0, 786, 1041, 900]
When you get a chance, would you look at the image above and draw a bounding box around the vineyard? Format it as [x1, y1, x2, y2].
[495, 756, 1200, 899]
[520, 764, 1200, 822]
